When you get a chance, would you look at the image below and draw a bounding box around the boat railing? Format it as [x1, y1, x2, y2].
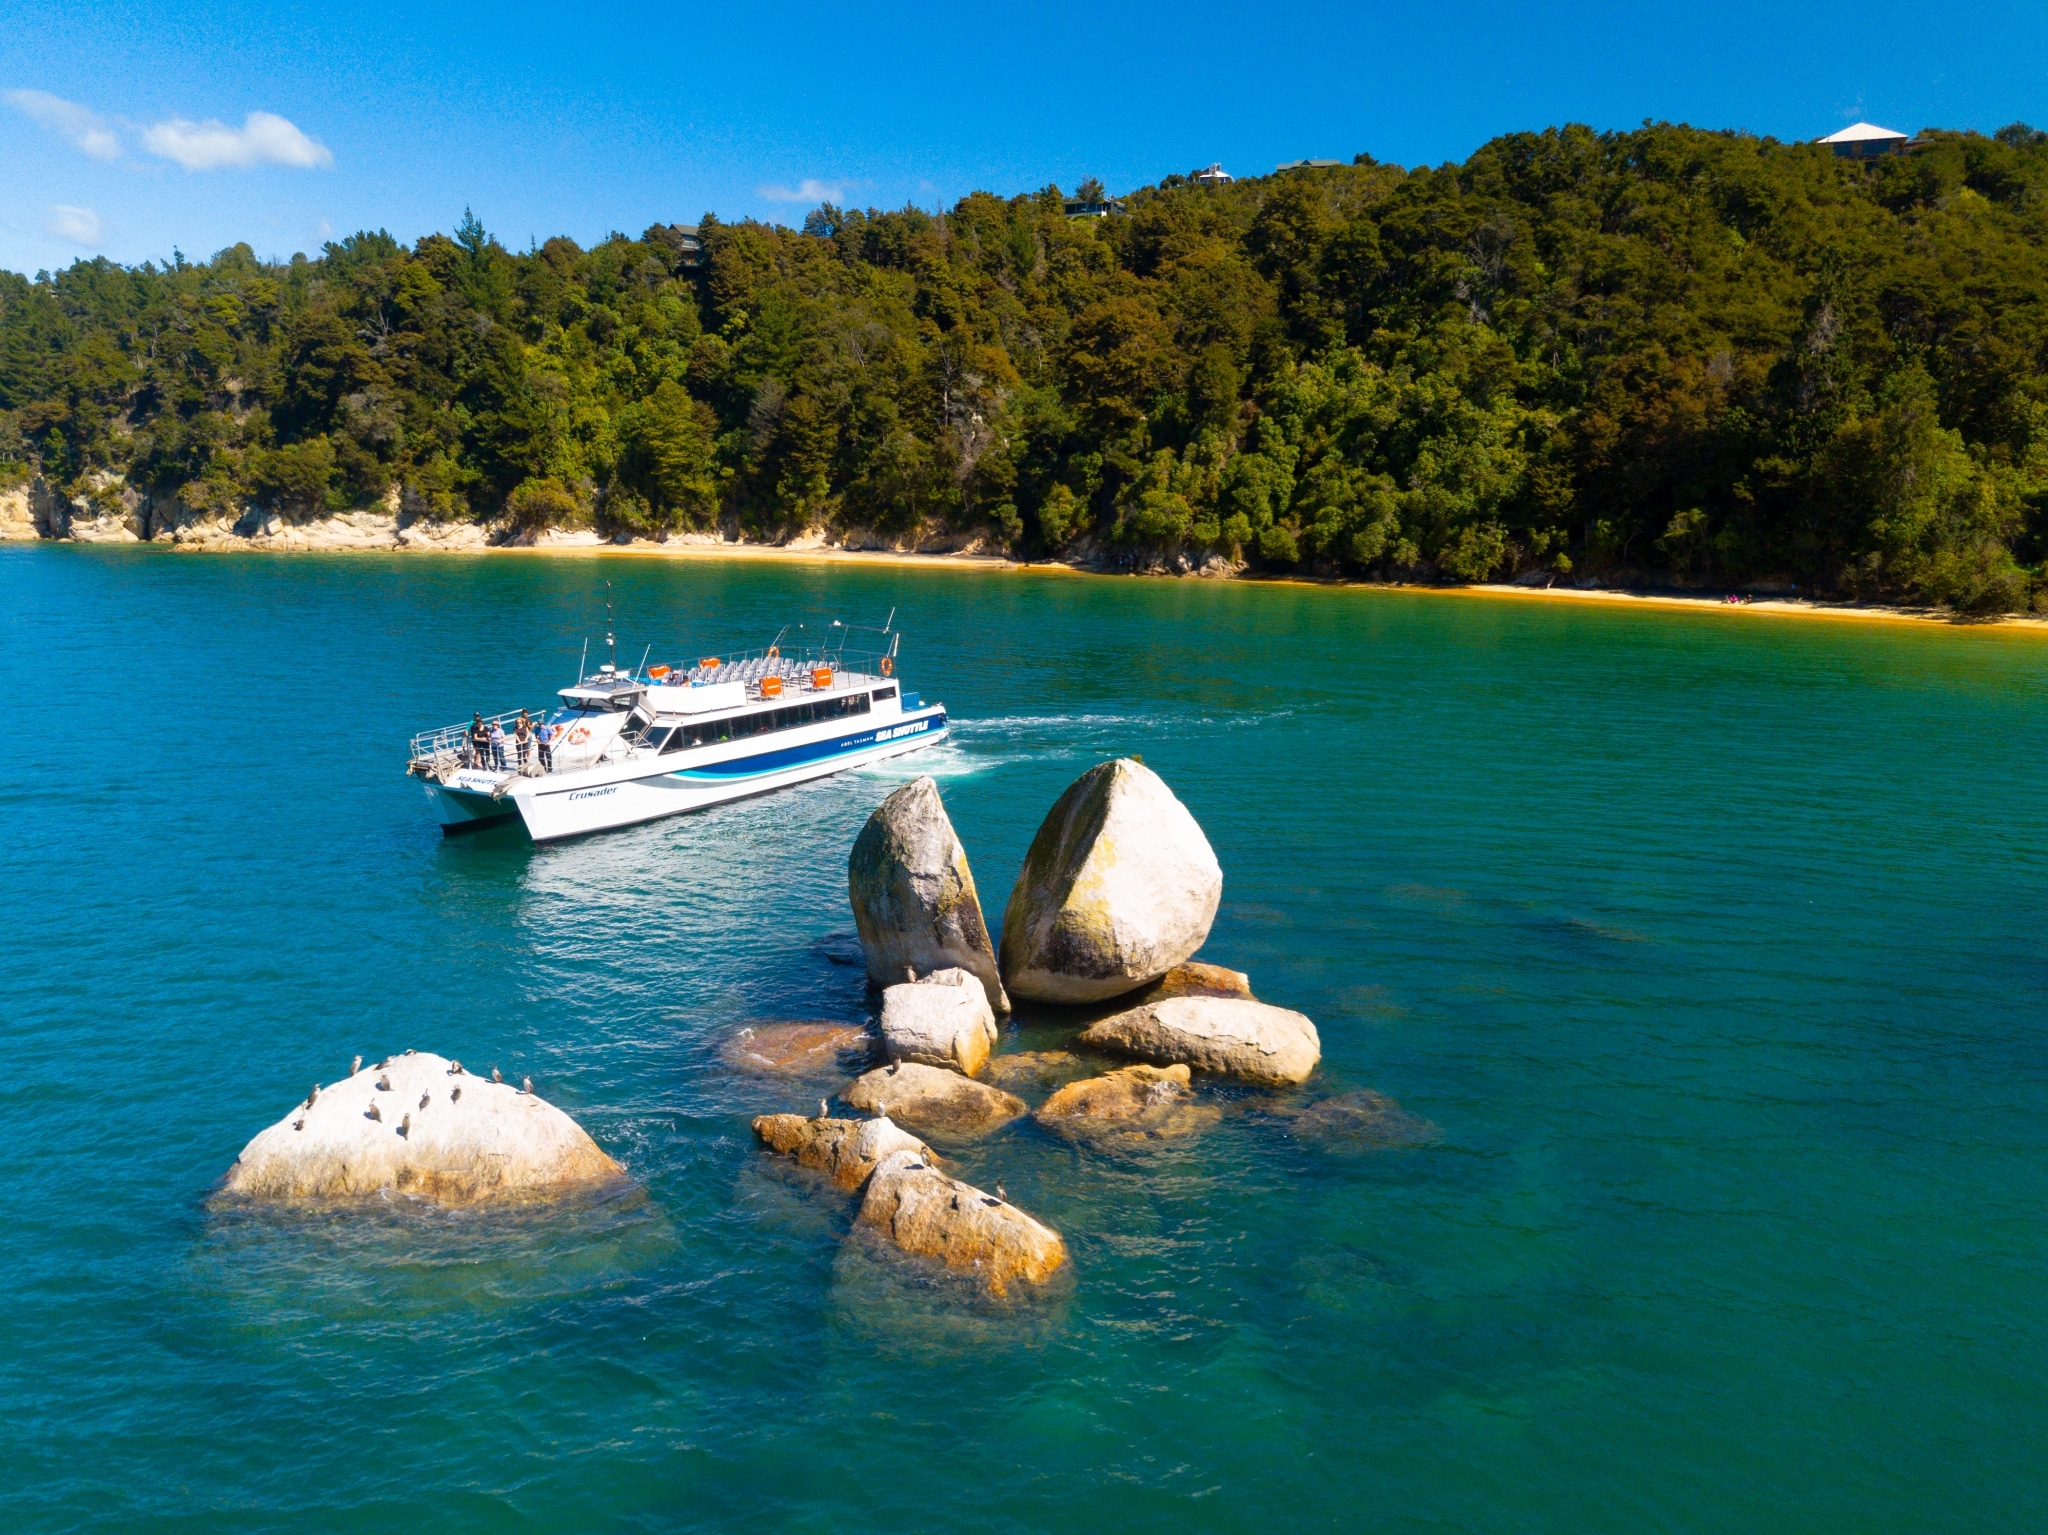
[407, 708, 548, 777]
[670, 645, 895, 691]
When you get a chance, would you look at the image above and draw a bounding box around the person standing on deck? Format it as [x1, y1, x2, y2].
[466, 712, 486, 767]
[489, 719, 507, 770]
[535, 715, 555, 773]
[515, 710, 533, 769]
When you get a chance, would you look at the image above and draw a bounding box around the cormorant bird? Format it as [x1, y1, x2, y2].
[819, 1098, 829, 1119]
[521, 1076, 532, 1095]
[351, 1054, 362, 1075]
[449, 1060, 463, 1075]
[996, 1183, 1007, 1203]
[451, 1085, 462, 1102]
[304, 1084, 320, 1109]
[492, 1067, 502, 1084]
[398, 1113, 410, 1136]
[292, 1119, 304, 1132]
[366, 1102, 381, 1122]
[376, 1075, 391, 1092]
[419, 1090, 430, 1110]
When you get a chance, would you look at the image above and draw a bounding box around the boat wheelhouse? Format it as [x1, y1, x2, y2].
[407, 623, 947, 841]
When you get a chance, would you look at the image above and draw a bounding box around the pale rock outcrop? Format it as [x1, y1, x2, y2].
[856, 1148, 1068, 1297]
[0, 480, 45, 541]
[722, 1021, 874, 1075]
[56, 475, 147, 542]
[750, 1113, 932, 1191]
[1134, 961, 1253, 1004]
[1078, 996, 1321, 1086]
[1034, 1062, 1220, 1142]
[218, 1051, 621, 1203]
[878, 968, 998, 1076]
[848, 776, 1009, 1011]
[844, 1061, 1027, 1137]
[998, 758, 1222, 1004]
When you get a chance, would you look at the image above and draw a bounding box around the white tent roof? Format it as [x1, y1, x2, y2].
[1817, 122, 1909, 145]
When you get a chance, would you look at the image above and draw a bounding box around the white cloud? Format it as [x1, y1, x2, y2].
[5, 89, 121, 159]
[142, 110, 331, 170]
[759, 177, 853, 204]
[46, 205, 103, 245]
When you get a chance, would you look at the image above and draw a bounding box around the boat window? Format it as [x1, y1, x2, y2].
[872, 686, 897, 702]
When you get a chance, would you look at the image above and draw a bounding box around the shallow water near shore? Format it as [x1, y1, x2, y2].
[4, 544, 2046, 1532]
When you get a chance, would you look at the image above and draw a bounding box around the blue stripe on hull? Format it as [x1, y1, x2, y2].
[663, 713, 947, 781]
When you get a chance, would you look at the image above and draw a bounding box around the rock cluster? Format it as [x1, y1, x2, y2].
[848, 776, 1009, 1011]
[1034, 1063, 1219, 1143]
[218, 1052, 620, 1204]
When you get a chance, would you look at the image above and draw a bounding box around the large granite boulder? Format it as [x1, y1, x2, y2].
[856, 1148, 1068, 1297]
[879, 968, 998, 1076]
[751, 1113, 932, 1191]
[218, 1052, 621, 1203]
[998, 759, 1222, 1004]
[849, 776, 1009, 1012]
[843, 1061, 1027, 1137]
[1078, 997, 1321, 1085]
[1034, 1062, 1219, 1142]
[722, 1021, 874, 1075]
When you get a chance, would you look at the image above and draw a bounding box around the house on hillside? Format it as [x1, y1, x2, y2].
[1192, 163, 1233, 185]
[1063, 197, 1126, 218]
[1276, 159, 1344, 172]
[1816, 123, 1916, 160]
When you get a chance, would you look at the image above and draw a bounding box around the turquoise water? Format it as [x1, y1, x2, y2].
[4, 546, 2046, 1533]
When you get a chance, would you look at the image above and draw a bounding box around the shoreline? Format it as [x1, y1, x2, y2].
[10, 525, 2045, 633]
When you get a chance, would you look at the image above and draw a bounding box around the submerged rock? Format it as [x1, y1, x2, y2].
[1078, 996, 1321, 1085]
[980, 1050, 1093, 1097]
[878, 968, 999, 1076]
[1292, 1091, 1441, 1152]
[219, 1051, 621, 1203]
[998, 758, 1222, 1004]
[1034, 1063, 1220, 1142]
[848, 776, 1009, 1011]
[751, 1113, 933, 1191]
[1134, 961, 1253, 1004]
[856, 1148, 1068, 1297]
[722, 1021, 874, 1075]
[844, 1061, 1027, 1137]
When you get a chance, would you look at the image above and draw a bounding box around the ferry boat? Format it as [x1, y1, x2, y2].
[406, 622, 947, 841]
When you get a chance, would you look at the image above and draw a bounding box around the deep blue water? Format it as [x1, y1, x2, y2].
[3, 545, 2046, 1532]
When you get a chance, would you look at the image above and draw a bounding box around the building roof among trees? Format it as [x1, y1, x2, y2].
[1816, 122, 1909, 145]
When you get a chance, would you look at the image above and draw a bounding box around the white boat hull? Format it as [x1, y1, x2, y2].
[423, 706, 949, 842]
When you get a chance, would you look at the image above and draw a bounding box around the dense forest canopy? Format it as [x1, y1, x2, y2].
[5, 121, 2048, 608]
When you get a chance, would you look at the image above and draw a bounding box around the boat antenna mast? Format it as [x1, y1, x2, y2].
[604, 583, 617, 673]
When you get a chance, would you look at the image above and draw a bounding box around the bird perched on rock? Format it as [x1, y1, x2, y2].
[451, 1085, 462, 1102]
[304, 1084, 320, 1108]
[818, 1098, 829, 1119]
[376, 1075, 391, 1092]
[419, 1090, 430, 1110]
[449, 1060, 463, 1075]
[521, 1076, 533, 1095]
[996, 1183, 1007, 1204]
[404, 1048, 417, 1057]
[366, 1102, 381, 1122]
[398, 1113, 410, 1136]
[492, 1067, 502, 1084]
[293, 1118, 304, 1132]
[351, 1054, 362, 1075]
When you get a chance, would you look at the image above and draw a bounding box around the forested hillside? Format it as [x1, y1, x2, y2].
[5, 122, 2048, 607]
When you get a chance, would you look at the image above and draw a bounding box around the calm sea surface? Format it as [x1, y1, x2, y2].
[3, 546, 2045, 1532]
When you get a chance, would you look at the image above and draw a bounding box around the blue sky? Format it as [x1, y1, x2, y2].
[2, 0, 2043, 275]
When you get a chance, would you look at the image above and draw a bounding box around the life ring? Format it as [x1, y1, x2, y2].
[880, 656, 894, 676]
[766, 645, 780, 659]
[567, 726, 590, 745]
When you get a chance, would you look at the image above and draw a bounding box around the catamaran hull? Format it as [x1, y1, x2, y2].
[424, 709, 949, 842]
